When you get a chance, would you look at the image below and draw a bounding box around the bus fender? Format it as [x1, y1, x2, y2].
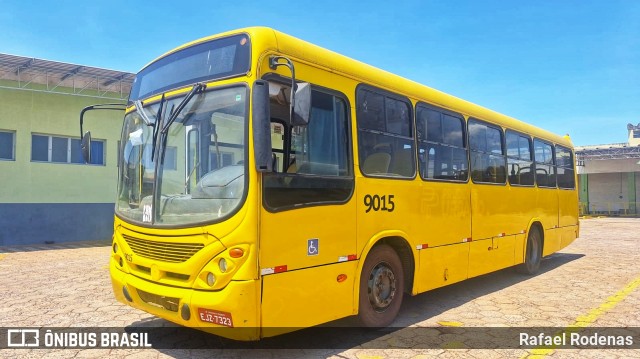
[352, 230, 419, 313]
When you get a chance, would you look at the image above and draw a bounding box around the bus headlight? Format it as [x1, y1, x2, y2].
[193, 244, 250, 290]
[207, 272, 216, 287]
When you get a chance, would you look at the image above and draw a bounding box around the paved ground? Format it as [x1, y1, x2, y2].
[1, 218, 639, 358]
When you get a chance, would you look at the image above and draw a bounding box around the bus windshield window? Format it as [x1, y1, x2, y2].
[116, 86, 247, 226]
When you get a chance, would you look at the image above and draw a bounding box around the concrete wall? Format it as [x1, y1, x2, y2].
[579, 171, 639, 215]
[0, 86, 126, 245]
[586, 173, 628, 212]
[577, 153, 640, 216]
[578, 157, 640, 174]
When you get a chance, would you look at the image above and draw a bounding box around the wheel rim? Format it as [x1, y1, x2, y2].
[368, 262, 397, 312]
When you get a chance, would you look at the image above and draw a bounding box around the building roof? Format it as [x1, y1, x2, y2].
[0, 53, 134, 99]
[575, 142, 640, 160]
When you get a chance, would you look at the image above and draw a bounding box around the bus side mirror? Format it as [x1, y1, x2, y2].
[81, 131, 92, 163]
[78, 102, 126, 164]
[253, 80, 272, 172]
[292, 82, 311, 126]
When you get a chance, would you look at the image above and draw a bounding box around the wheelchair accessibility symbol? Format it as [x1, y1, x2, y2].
[307, 238, 319, 256]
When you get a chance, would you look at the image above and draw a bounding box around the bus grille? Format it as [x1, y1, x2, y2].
[122, 234, 204, 263]
[137, 289, 179, 312]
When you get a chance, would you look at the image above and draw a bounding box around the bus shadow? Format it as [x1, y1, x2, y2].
[131, 252, 584, 355]
[0, 239, 110, 253]
[396, 252, 585, 326]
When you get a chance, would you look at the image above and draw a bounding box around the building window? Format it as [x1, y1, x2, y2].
[165, 146, 178, 171]
[210, 151, 234, 169]
[138, 145, 177, 170]
[31, 134, 105, 165]
[0, 130, 15, 160]
[634, 129, 640, 139]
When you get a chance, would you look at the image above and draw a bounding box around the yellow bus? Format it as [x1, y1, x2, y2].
[80, 27, 579, 340]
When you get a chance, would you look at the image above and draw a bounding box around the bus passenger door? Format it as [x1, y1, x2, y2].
[259, 89, 357, 331]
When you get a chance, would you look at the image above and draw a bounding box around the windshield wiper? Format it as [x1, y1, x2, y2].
[143, 82, 206, 162]
[133, 100, 154, 126]
[149, 82, 207, 224]
[161, 83, 207, 134]
[150, 94, 165, 162]
[153, 82, 206, 163]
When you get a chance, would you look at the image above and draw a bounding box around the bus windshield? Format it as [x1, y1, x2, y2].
[116, 86, 247, 226]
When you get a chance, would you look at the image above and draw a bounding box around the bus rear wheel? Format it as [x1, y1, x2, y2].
[358, 244, 404, 327]
[517, 227, 542, 275]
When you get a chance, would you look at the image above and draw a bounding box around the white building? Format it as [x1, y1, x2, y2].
[575, 124, 640, 216]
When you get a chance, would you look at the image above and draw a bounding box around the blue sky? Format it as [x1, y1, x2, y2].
[1, 1, 638, 146]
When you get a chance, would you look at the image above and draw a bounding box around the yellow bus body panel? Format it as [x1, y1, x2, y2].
[111, 259, 261, 340]
[260, 261, 358, 335]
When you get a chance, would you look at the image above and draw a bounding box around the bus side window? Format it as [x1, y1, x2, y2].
[291, 92, 349, 176]
[534, 139, 556, 188]
[556, 145, 575, 189]
[416, 105, 468, 181]
[263, 88, 353, 211]
[356, 87, 415, 178]
[506, 131, 534, 186]
[469, 119, 506, 184]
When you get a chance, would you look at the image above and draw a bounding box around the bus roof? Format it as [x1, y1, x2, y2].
[149, 27, 573, 148]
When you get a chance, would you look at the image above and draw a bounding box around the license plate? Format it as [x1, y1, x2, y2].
[197, 308, 234, 327]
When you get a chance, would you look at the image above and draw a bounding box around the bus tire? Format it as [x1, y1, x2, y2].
[358, 244, 404, 327]
[517, 227, 542, 275]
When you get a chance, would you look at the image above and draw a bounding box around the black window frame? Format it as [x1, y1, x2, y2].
[533, 138, 556, 188]
[555, 144, 576, 189]
[505, 130, 535, 187]
[468, 118, 507, 185]
[415, 102, 468, 183]
[262, 81, 354, 212]
[356, 84, 416, 180]
[0, 130, 16, 161]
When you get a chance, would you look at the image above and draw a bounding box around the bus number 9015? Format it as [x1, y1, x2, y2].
[364, 194, 395, 213]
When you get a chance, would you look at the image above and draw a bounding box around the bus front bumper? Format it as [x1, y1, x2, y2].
[110, 263, 261, 341]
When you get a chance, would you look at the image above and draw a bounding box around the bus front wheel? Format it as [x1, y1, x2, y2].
[358, 244, 404, 327]
[517, 227, 542, 275]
